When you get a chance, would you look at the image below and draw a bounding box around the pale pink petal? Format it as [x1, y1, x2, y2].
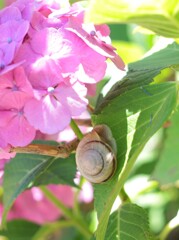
[55, 82, 87, 116]
[85, 83, 96, 96]
[14, 42, 39, 75]
[28, 58, 64, 88]
[11, 0, 35, 21]
[0, 111, 16, 127]
[95, 24, 111, 37]
[24, 95, 71, 134]
[0, 6, 22, 23]
[67, 18, 125, 70]
[0, 147, 16, 160]
[0, 20, 29, 62]
[0, 67, 33, 107]
[4, 112, 36, 147]
[30, 28, 67, 55]
[79, 181, 93, 203]
[0, 61, 24, 76]
[0, 134, 8, 148]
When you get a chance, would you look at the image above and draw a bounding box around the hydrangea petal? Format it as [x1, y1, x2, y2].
[7, 185, 74, 224]
[3, 111, 36, 147]
[67, 18, 125, 70]
[54, 82, 87, 116]
[24, 95, 71, 134]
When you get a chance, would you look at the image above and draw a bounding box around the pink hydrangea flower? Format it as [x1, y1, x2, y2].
[0, 20, 29, 64]
[0, 66, 35, 147]
[9, 0, 35, 21]
[0, 3, 31, 74]
[0, 0, 125, 150]
[0, 67, 34, 108]
[7, 185, 74, 224]
[66, 18, 125, 70]
[0, 101, 36, 147]
[24, 80, 87, 134]
[0, 147, 16, 161]
[78, 181, 93, 203]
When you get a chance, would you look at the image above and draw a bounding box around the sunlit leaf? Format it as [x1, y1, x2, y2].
[152, 106, 179, 185]
[86, 0, 179, 38]
[92, 82, 178, 240]
[95, 68, 162, 112]
[105, 204, 156, 240]
[96, 42, 179, 111]
[129, 42, 179, 71]
[2, 153, 76, 226]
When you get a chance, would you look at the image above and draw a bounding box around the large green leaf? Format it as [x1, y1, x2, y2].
[129, 42, 179, 71]
[96, 42, 179, 111]
[105, 204, 155, 240]
[0, 220, 40, 240]
[152, 106, 179, 185]
[2, 153, 76, 226]
[95, 68, 162, 112]
[86, 0, 179, 38]
[92, 82, 178, 240]
[34, 155, 76, 186]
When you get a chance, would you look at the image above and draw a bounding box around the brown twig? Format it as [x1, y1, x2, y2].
[11, 138, 80, 158]
[74, 118, 92, 127]
[87, 104, 94, 113]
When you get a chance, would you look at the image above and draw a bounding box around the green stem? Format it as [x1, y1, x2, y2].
[33, 220, 74, 240]
[40, 186, 92, 239]
[119, 187, 131, 203]
[158, 210, 179, 240]
[70, 119, 83, 140]
[73, 177, 85, 216]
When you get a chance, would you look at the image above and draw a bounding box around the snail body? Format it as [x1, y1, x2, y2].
[75, 125, 117, 183]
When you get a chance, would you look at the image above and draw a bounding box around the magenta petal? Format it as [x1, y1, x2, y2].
[24, 96, 71, 134]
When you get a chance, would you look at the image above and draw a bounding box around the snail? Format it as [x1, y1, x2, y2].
[75, 125, 117, 183]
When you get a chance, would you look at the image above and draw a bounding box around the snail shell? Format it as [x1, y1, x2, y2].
[75, 125, 117, 183]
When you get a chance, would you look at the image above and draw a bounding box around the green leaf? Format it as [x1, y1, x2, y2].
[129, 42, 179, 71]
[2, 153, 76, 226]
[34, 155, 76, 186]
[86, 0, 179, 38]
[105, 204, 155, 240]
[0, 220, 40, 240]
[0, 1, 4, 9]
[92, 82, 178, 240]
[96, 42, 179, 112]
[95, 68, 162, 112]
[152, 106, 179, 185]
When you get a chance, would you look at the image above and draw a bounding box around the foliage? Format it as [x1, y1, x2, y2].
[0, 0, 179, 240]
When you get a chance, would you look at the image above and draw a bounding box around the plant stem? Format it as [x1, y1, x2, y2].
[40, 186, 92, 239]
[74, 118, 92, 126]
[119, 187, 131, 203]
[12, 139, 79, 158]
[70, 119, 84, 140]
[33, 220, 74, 240]
[73, 176, 85, 216]
[12, 144, 61, 157]
[158, 210, 179, 240]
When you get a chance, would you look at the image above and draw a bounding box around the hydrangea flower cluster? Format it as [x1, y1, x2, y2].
[0, 0, 124, 153]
